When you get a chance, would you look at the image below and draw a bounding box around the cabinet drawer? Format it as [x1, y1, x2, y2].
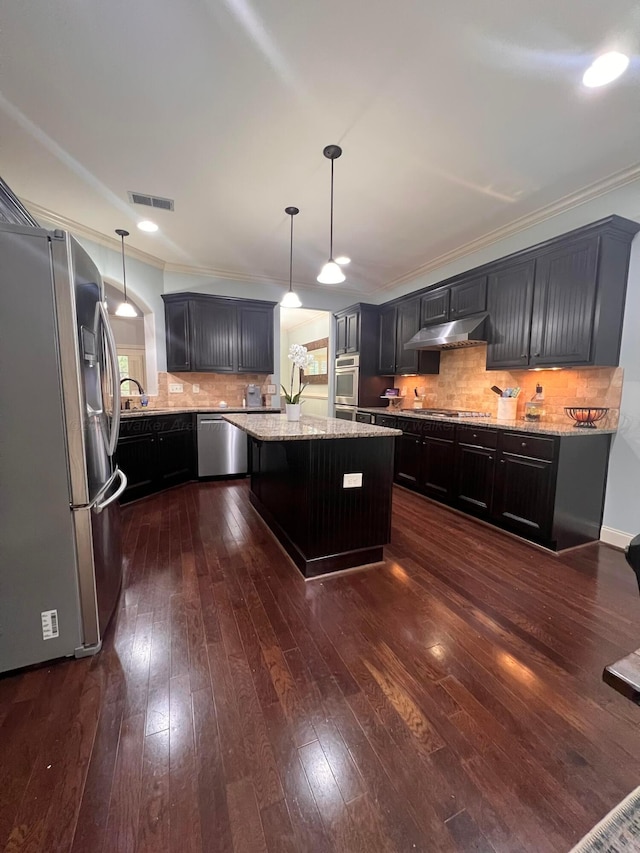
[397, 417, 423, 435]
[499, 432, 555, 461]
[374, 415, 397, 429]
[421, 420, 456, 441]
[457, 425, 497, 449]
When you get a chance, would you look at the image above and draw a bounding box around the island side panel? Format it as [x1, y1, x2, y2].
[249, 436, 395, 578]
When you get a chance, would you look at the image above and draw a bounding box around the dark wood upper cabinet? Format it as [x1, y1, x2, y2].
[237, 304, 274, 373]
[162, 294, 275, 374]
[449, 275, 487, 318]
[335, 310, 359, 355]
[165, 299, 191, 372]
[420, 288, 450, 325]
[395, 298, 421, 374]
[335, 315, 347, 355]
[378, 306, 397, 375]
[191, 298, 236, 372]
[345, 312, 359, 353]
[486, 260, 536, 369]
[529, 236, 598, 367]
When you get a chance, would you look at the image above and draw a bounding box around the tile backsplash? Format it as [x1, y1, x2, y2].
[395, 345, 622, 427]
[145, 372, 274, 408]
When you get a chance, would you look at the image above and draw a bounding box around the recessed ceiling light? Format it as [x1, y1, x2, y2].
[335, 256, 351, 265]
[137, 220, 159, 232]
[583, 51, 629, 88]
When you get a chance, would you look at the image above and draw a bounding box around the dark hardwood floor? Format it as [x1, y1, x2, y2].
[2, 481, 640, 852]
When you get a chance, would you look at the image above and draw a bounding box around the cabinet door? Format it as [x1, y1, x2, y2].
[486, 260, 535, 369]
[378, 306, 397, 374]
[493, 453, 554, 538]
[529, 236, 598, 367]
[157, 429, 195, 488]
[335, 316, 347, 355]
[420, 289, 450, 325]
[395, 432, 423, 488]
[191, 299, 236, 372]
[345, 312, 359, 353]
[165, 300, 191, 372]
[115, 434, 157, 503]
[450, 276, 487, 319]
[238, 305, 274, 373]
[454, 444, 495, 516]
[395, 299, 420, 374]
[421, 437, 455, 502]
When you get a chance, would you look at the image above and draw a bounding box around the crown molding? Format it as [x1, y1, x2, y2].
[375, 161, 640, 292]
[22, 199, 167, 269]
[22, 198, 370, 295]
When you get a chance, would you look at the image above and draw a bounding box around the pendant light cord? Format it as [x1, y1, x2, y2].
[289, 212, 294, 292]
[329, 157, 334, 259]
[120, 233, 128, 302]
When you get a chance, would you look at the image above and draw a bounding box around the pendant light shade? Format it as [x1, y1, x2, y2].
[114, 228, 137, 317]
[317, 144, 346, 285]
[281, 206, 302, 309]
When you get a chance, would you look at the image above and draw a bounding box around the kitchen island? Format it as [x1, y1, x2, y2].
[223, 413, 402, 578]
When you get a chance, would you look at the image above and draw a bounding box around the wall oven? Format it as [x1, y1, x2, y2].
[334, 405, 357, 421]
[335, 354, 359, 406]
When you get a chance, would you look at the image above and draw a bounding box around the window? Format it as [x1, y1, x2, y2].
[117, 346, 146, 395]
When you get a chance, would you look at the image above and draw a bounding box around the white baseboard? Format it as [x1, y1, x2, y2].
[600, 526, 634, 550]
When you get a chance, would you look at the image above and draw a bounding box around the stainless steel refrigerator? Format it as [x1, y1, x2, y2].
[0, 222, 126, 673]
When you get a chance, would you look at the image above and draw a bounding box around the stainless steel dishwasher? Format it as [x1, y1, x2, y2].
[196, 413, 248, 477]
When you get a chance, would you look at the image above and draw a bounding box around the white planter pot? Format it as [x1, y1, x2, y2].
[286, 403, 301, 422]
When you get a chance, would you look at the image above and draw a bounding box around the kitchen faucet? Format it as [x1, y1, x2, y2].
[120, 377, 147, 409]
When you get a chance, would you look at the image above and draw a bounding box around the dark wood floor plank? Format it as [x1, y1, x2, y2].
[168, 674, 202, 853]
[102, 712, 146, 853]
[136, 729, 169, 853]
[226, 779, 268, 853]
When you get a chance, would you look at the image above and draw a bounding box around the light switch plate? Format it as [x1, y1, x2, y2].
[169, 383, 183, 393]
[192, 384, 200, 393]
[343, 472, 363, 489]
[266, 384, 276, 395]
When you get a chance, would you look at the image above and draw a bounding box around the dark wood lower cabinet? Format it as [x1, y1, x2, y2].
[116, 414, 196, 502]
[454, 444, 495, 517]
[493, 453, 554, 538]
[386, 414, 612, 551]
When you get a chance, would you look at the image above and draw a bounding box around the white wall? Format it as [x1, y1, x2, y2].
[602, 234, 640, 544]
[75, 235, 166, 394]
[281, 313, 332, 417]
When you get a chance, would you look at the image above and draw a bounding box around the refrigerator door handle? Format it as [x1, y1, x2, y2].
[98, 300, 121, 456]
[93, 467, 127, 513]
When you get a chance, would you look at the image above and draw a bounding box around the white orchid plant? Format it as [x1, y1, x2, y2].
[282, 343, 315, 404]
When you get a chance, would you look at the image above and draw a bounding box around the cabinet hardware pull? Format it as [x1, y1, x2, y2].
[488, 456, 493, 461]
[520, 353, 527, 358]
[534, 352, 540, 357]
[500, 459, 505, 463]
[521, 442, 527, 447]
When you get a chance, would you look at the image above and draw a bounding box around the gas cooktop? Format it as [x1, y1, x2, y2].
[401, 408, 492, 418]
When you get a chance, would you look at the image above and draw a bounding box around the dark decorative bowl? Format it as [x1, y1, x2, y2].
[564, 407, 609, 428]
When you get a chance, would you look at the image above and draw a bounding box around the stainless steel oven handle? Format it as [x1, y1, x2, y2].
[98, 300, 121, 455]
[94, 467, 128, 512]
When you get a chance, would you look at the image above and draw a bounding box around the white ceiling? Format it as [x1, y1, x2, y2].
[2, 1, 640, 295]
[280, 307, 329, 331]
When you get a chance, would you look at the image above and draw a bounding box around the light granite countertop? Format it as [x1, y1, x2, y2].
[223, 413, 402, 441]
[358, 407, 617, 437]
[120, 406, 279, 418]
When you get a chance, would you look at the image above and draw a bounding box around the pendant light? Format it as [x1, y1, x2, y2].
[280, 206, 302, 308]
[114, 228, 137, 317]
[317, 144, 346, 285]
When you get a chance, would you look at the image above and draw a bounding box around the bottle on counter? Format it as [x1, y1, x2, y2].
[525, 384, 545, 421]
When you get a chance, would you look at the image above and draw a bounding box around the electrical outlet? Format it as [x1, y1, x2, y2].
[343, 473, 363, 489]
[192, 384, 200, 393]
[266, 384, 276, 395]
[169, 383, 183, 393]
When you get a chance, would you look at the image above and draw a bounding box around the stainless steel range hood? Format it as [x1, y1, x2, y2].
[404, 311, 489, 351]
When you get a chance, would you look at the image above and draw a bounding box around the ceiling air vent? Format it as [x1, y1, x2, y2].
[128, 191, 175, 211]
